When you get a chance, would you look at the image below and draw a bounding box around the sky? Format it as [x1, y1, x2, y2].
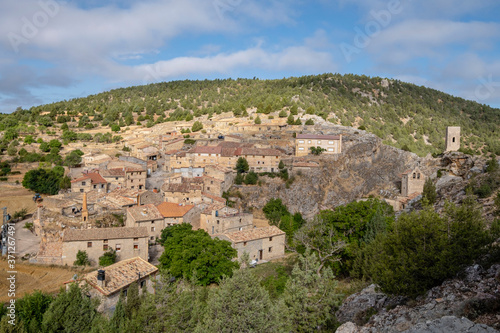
[1, 0, 500, 113]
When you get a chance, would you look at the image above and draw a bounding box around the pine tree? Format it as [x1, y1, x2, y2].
[422, 178, 437, 205]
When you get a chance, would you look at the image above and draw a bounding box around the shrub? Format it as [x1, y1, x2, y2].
[191, 121, 203, 132]
[74, 250, 91, 266]
[99, 249, 116, 267]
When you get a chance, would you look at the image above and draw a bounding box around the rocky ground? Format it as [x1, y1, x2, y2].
[335, 264, 500, 332]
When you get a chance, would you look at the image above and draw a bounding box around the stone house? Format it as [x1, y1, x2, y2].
[62, 227, 149, 266]
[295, 134, 342, 157]
[199, 205, 252, 235]
[217, 226, 286, 262]
[401, 167, 426, 197]
[161, 182, 203, 205]
[82, 153, 112, 167]
[125, 168, 147, 190]
[100, 168, 126, 191]
[125, 204, 165, 242]
[156, 202, 199, 227]
[67, 257, 158, 313]
[236, 147, 281, 172]
[71, 172, 108, 193]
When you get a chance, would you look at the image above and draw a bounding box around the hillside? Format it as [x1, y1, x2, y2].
[2, 74, 499, 157]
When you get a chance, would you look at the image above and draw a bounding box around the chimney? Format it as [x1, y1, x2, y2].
[97, 270, 106, 288]
[82, 192, 89, 223]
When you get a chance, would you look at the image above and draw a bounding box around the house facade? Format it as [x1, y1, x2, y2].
[71, 172, 108, 193]
[295, 134, 342, 156]
[401, 167, 426, 197]
[62, 227, 149, 265]
[217, 226, 286, 262]
[125, 204, 165, 242]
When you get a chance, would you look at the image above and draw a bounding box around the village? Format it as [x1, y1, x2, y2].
[7, 114, 463, 311]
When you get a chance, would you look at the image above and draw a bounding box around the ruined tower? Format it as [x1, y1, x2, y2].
[445, 126, 460, 152]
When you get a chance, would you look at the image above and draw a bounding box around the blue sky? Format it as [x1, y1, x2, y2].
[1, 0, 500, 113]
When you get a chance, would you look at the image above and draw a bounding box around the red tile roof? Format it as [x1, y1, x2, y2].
[71, 172, 107, 184]
[63, 227, 148, 242]
[221, 226, 285, 243]
[190, 146, 222, 154]
[156, 202, 194, 218]
[127, 204, 164, 222]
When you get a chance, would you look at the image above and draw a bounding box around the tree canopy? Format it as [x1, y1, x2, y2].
[159, 224, 239, 285]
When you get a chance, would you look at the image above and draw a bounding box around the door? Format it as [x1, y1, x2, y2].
[259, 250, 263, 260]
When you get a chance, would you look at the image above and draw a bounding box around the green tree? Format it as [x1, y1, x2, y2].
[244, 171, 258, 185]
[111, 124, 121, 132]
[196, 269, 282, 333]
[59, 176, 71, 190]
[191, 121, 203, 132]
[287, 114, 295, 125]
[16, 290, 53, 333]
[98, 249, 116, 267]
[278, 160, 285, 170]
[262, 198, 289, 225]
[234, 173, 244, 185]
[48, 139, 62, 150]
[486, 155, 499, 173]
[280, 250, 341, 332]
[254, 115, 262, 124]
[42, 284, 98, 333]
[24, 135, 35, 144]
[305, 119, 314, 125]
[39, 142, 50, 152]
[422, 177, 437, 205]
[278, 110, 287, 118]
[74, 250, 91, 266]
[310, 146, 326, 155]
[235, 157, 249, 174]
[159, 224, 238, 285]
[363, 199, 491, 297]
[0, 161, 11, 176]
[22, 168, 62, 195]
[64, 150, 83, 167]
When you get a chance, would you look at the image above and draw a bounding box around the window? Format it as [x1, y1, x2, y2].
[140, 280, 146, 288]
[116, 177, 118, 180]
[298, 147, 305, 151]
[417, 173, 421, 179]
[308, 141, 311, 144]
[103, 244, 108, 251]
[80, 189, 84, 193]
[134, 244, 139, 249]
[328, 148, 334, 152]
[243, 241, 247, 246]
[269, 237, 273, 241]
[151, 221, 155, 224]
[298, 140, 304, 144]
[123, 289, 127, 297]
[317, 140, 321, 144]
[93, 185, 97, 189]
[269, 247, 272, 252]
[328, 141, 334, 144]
[133, 238, 138, 241]
[87, 242, 92, 248]
[239, 227, 242, 231]
[217, 220, 220, 225]
[82, 181, 86, 186]
[413, 173, 416, 179]
[116, 244, 121, 252]
[151, 227, 155, 232]
[452, 137, 455, 142]
[150, 236, 154, 240]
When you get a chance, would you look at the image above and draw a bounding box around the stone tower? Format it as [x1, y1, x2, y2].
[445, 127, 460, 152]
[81, 192, 89, 224]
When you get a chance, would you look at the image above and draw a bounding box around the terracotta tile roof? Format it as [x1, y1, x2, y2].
[81, 257, 158, 296]
[220, 147, 239, 157]
[63, 227, 148, 242]
[201, 192, 226, 203]
[156, 202, 194, 218]
[221, 226, 285, 243]
[238, 147, 282, 156]
[162, 183, 202, 193]
[100, 168, 126, 177]
[127, 204, 164, 222]
[71, 172, 107, 184]
[190, 146, 222, 154]
[296, 134, 341, 140]
[164, 149, 180, 155]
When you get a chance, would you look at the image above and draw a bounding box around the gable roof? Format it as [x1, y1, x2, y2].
[63, 227, 148, 242]
[220, 226, 285, 243]
[156, 202, 194, 218]
[127, 204, 163, 222]
[71, 172, 107, 184]
[80, 257, 158, 296]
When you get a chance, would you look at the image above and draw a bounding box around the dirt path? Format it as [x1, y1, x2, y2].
[0, 260, 88, 302]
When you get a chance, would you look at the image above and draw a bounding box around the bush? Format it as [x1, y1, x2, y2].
[191, 121, 203, 132]
[74, 250, 91, 266]
[184, 139, 196, 145]
[244, 171, 258, 185]
[99, 249, 116, 267]
[305, 119, 314, 125]
[361, 199, 491, 297]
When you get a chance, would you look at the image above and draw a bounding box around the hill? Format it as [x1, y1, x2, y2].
[1, 74, 499, 156]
